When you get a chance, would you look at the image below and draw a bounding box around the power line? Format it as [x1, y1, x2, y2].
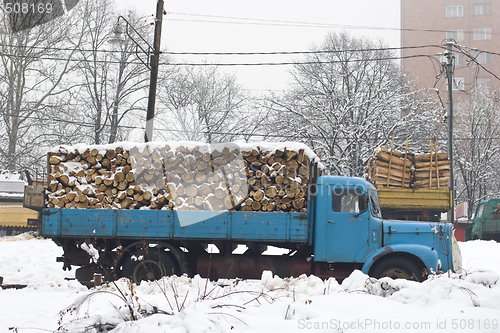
[0, 50, 443, 67]
[159, 54, 441, 67]
[452, 43, 500, 82]
[162, 45, 444, 56]
[1, 41, 498, 81]
[167, 11, 401, 30]
[0, 51, 147, 66]
[0, 42, 445, 56]
[166, 11, 500, 36]
[4, 114, 500, 142]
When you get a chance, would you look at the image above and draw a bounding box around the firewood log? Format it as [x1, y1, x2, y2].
[47, 143, 319, 212]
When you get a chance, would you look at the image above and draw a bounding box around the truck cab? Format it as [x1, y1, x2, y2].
[471, 199, 500, 241]
[312, 176, 459, 281]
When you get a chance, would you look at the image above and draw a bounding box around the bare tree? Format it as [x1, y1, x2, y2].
[74, 0, 151, 144]
[0, 4, 83, 171]
[454, 89, 500, 217]
[394, 83, 447, 152]
[266, 32, 408, 176]
[156, 66, 249, 143]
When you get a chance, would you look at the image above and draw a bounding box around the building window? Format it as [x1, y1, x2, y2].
[453, 77, 464, 90]
[474, 28, 491, 40]
[474, 3, 491, 15]
[446, 5, 464, 17]
[476, 77, 492, 89]
[476, 52, 491, 64]
[446, 29, 464, 41]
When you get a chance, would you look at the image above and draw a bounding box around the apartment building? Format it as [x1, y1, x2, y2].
[401, 0, 500, 101]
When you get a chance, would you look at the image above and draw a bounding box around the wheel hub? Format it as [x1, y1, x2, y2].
[133, 260, 164, 283]
[381, 268, 412, 280]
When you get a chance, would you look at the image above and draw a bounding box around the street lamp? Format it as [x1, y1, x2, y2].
[108, 0, 164, 142]
[107, 25, 127, 47]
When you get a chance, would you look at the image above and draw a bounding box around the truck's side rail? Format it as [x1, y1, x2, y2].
[42, 209, 310, 243]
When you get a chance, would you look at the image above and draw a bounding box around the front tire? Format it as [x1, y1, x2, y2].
[370, 257, 425, 282]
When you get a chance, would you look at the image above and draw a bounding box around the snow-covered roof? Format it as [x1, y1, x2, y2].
[0, 172, 25, 201]
[0, 180, 25, 194]
[0, 171, 22, 181]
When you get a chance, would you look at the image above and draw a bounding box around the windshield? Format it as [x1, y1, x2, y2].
[368, 189, 382, 218]
[476, 204, 484, 219]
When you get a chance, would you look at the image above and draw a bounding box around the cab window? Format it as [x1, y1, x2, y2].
[476, 204, 484, 219]
[332, 188, 367, 213]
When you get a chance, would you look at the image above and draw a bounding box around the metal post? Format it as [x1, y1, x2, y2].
[445, 41, 455, 224]
[144, 0, 164, 142]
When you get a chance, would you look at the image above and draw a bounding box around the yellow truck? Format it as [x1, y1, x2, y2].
[0, 177, 39, 236]
[366, 142, 451, 222]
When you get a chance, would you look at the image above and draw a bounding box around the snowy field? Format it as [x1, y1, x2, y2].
[1, 234, 499, 333]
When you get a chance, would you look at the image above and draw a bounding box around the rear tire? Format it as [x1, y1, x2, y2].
[118, 247, 180, 284]
[370, 257, 425, 282]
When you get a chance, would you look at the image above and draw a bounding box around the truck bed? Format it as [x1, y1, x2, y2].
[377, 186, 451, 211]
[376, 186, 451, 221]
[42, 209, 310, 243]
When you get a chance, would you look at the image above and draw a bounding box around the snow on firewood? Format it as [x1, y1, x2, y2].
[46, 141, 322, 212]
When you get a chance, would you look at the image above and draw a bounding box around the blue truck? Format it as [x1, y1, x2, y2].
[25, 175, 461, 285]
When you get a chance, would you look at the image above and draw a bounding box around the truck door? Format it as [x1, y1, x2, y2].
[314, 185, 371, 263]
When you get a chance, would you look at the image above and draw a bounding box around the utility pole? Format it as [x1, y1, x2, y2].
[144, 0, 164, 142]
[444, 41, 455, 224]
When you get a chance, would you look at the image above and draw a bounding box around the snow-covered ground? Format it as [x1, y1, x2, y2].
[1, 234, 499, 333]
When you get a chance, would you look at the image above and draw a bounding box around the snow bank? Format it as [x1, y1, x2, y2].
[1, 237, 500, 333]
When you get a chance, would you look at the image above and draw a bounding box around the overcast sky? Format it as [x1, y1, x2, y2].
[117, 0, 401, 91]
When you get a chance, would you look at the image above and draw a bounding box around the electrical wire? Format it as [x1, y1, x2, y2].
[452, 43, 500, 82]
[167, 11, 403, 31]
[0, 42, 446, 56]
[0, 50, 445, 67]
[166, 12, 500, 37]
[2, 114, 499, 142]
[161, 45, 445, 56]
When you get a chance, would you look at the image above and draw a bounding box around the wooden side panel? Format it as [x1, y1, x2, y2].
[377, 186, 451, 211]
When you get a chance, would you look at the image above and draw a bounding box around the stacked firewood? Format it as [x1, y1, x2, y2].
[412, 152, 450, 189]
[46, 142, 319, 212]
[366, 137, 450, 190]
[365, 146, 412, 188]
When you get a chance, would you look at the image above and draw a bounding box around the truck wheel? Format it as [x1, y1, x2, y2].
[119, 247, 180, 283]
[75, 267, 107, 287]
[370, 257, 424, 282]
